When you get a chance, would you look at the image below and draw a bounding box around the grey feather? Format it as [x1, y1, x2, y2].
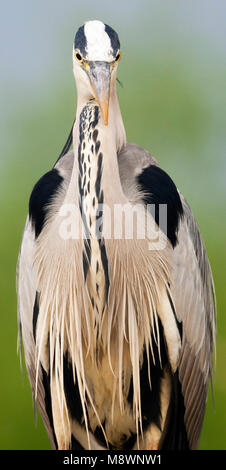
[118, 143, 216, 448]
[172, 195, 216, 448]
[17, 219, 57, 448]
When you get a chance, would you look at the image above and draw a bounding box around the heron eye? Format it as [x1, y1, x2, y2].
[115, 52, 121, 62]
[75, 50, 83, 62]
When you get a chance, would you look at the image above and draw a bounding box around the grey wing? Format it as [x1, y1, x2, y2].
[171, 195, 216, 449]
[118, 142, 216, 449]
[17, 150, 74, 448]
[17, 219, 57, 448]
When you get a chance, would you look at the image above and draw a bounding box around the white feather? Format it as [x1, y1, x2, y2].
[84, 20, 114, 61]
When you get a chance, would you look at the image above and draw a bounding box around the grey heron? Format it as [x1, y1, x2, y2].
[17, 20, 216, 450]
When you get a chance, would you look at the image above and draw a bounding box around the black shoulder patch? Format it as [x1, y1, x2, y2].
[29, 168, 63, 238]
[137, 165, 183, 247]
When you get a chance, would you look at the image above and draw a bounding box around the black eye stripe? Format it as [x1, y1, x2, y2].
[104, 23, 120, 56]
[74, 25, 87, 57]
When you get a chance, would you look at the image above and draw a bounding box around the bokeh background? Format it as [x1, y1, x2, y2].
[0, 0, 225, 450]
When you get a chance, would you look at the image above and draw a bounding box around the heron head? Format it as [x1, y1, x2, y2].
[73, 20, 121, 125]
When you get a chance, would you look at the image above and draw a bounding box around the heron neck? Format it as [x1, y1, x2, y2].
[72, 89, 127, 205]
[75, 86, 126, 154]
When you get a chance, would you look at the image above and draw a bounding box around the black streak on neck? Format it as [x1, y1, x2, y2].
[78, 104, 110, 301]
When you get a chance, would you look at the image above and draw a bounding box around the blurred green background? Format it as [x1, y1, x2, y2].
[0, 0, 225, 450]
